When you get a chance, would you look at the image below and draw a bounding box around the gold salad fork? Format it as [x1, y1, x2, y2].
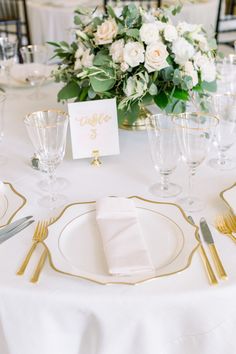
[16, 220, 48, 276]
[215, 213, 236, 243]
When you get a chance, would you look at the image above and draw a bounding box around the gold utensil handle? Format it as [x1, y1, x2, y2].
[199, 245, 218, 285]
[209, 244, 227, 280]
[16, 242, 38, 275]
[30, 249, 48, 283]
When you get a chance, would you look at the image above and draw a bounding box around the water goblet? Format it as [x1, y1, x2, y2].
[146, 114, 181, 198]
[173, 112, 218, 212]
[20, 45, 49, 100]
[0, 37, 18, 95]
[24, 110, 68, 209]
[217, 54, 236, 94]
[208, 93, 236, 170]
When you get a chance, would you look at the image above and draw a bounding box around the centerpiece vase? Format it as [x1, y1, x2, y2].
[119, 106, 151, 131]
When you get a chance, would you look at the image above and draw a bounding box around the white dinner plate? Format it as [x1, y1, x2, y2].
[45, 196, 199, 284]
[0, 64, 55, 88]
[220, 182, 236, 213]
[0, 182, 27, 227]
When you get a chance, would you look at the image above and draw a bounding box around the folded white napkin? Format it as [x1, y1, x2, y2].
[96, 197, 154, 275]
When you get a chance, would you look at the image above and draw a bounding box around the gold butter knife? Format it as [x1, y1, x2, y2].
[188, 216, 218, 285]
[200, 217, 227, 280]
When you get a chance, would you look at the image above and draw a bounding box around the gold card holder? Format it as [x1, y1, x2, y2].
[91, 150, 102, 167]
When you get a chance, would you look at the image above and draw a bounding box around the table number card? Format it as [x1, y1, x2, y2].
[68, 98, 120, 159]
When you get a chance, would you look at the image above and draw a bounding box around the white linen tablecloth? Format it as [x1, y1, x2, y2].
[0, 82, 236, 354]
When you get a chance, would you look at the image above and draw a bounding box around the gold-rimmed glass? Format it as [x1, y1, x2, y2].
[173, 112, 218, 212]
[24, 110, 68, 209]
[146, 113, 181, 198]
[208, 93, 236, 170]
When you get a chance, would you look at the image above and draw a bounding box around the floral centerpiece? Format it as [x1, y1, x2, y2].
[51, 4, 217, 129]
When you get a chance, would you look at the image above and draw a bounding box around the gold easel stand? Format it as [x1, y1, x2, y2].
[91, 150, 102, 167]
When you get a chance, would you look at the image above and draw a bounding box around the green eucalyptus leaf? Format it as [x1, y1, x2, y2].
[93, 52, 111, 66]
[173, 88, 189, 101]
[202, 80, 217, 92]
[90, 76, 115, 92]
[107, 5, 117, 19]
[126, 28, 140, 40]
[154, 91, 169, 109]
[74, 15, 82, 25]
[148, 83, 158, 96]
[58, 81, 80, 100]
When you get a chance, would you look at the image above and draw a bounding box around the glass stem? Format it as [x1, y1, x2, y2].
[160, 173, 169, 191]
[47, 166, 56, 208]
[218, 150, 227, 165]
[187, 166, 196, 205]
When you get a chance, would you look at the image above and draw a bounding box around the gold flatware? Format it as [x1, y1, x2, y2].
[188, 216, 218, 285]
[30, 248, 48, 283]
[216, 213, 236, 243]
[200, 217, 227, 280]
[16, 221, 48, 275]
[30, 218, 54, 283]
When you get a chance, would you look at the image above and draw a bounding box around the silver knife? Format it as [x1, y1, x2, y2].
[0, 216, 33, 237]
[200, 217, 227, 280]
[188, 216, 218, 285]
[0, 220, 34, 244]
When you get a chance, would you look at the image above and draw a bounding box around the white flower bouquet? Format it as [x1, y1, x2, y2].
[51, 4, 217, 126]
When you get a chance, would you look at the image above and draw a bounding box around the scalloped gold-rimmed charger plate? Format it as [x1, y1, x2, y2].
[44, 196, 199, 285]
[220, 182, 236, 213]
[0, 182, 27, 227]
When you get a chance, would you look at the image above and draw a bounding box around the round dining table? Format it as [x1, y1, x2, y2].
[0, 77, 236, 354]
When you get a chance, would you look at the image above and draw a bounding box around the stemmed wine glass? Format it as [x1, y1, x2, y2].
[146, 114, 181, 198]
[208, 93, 236, 170]
[0, 37, 18, 91]
[20, 45, 49, 100]
[173, 112, 218, 212]
[24, 110, 68, 209]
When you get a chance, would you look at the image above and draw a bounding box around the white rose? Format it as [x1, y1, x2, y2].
[163, 24, 178, 42]
[183, 61, 198, 87]
[123, 42, 145, 68]
[109, 39, 124, 63]
[172, 38, 195, 65]
[75, 44, 85, 59]
[124, 75, 147, 97]
[81, 49, 94, 68]
[140, 23, 160, 45]
[74, 58, 82, 71]
[177, 22, 200, 35]
[144, 42, 169, 73]
[194, 53, 216, 82]
[120, 62, 129, 72]
[191, 33, 209, 52]
[94, 18, 118, 45]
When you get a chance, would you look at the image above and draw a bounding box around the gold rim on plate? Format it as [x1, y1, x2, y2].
[219, 182, 236, 213]
[43, 196, 200, 285]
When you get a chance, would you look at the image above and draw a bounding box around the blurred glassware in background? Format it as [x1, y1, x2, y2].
[0, 37, 18, 98]
[20, 45, 49, 100]
[208, 93, 236, 170]
[24, 110, 68, 209]
[146, 114, 181, 198]
[0, 91, 6, 165]
[217, 54, 236, 94]
[173, 112, 218, 212]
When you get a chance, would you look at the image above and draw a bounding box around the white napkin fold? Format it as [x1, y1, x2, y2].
[96, 197, 154, 275]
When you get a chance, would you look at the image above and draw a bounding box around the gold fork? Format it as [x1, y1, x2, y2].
[215, 213, 236, 243]
[30, 218, 54, 283]
[16, 221, 48, 275]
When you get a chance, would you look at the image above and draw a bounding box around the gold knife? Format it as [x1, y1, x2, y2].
[188, 216, 218, 285]
[200, 217, 227, 280]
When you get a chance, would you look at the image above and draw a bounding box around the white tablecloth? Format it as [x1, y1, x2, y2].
[27, 0, 218, 45]
[1, 81, 236, 354]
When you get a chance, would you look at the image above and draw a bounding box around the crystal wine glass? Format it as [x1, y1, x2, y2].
[20, 45, 49, 100]
[0, 37, 17, 91]
[24, 110, 68, 209]
[146, 114, 181, 198]
[173, 112, 218, 212]
[208, 93, 236, 170]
